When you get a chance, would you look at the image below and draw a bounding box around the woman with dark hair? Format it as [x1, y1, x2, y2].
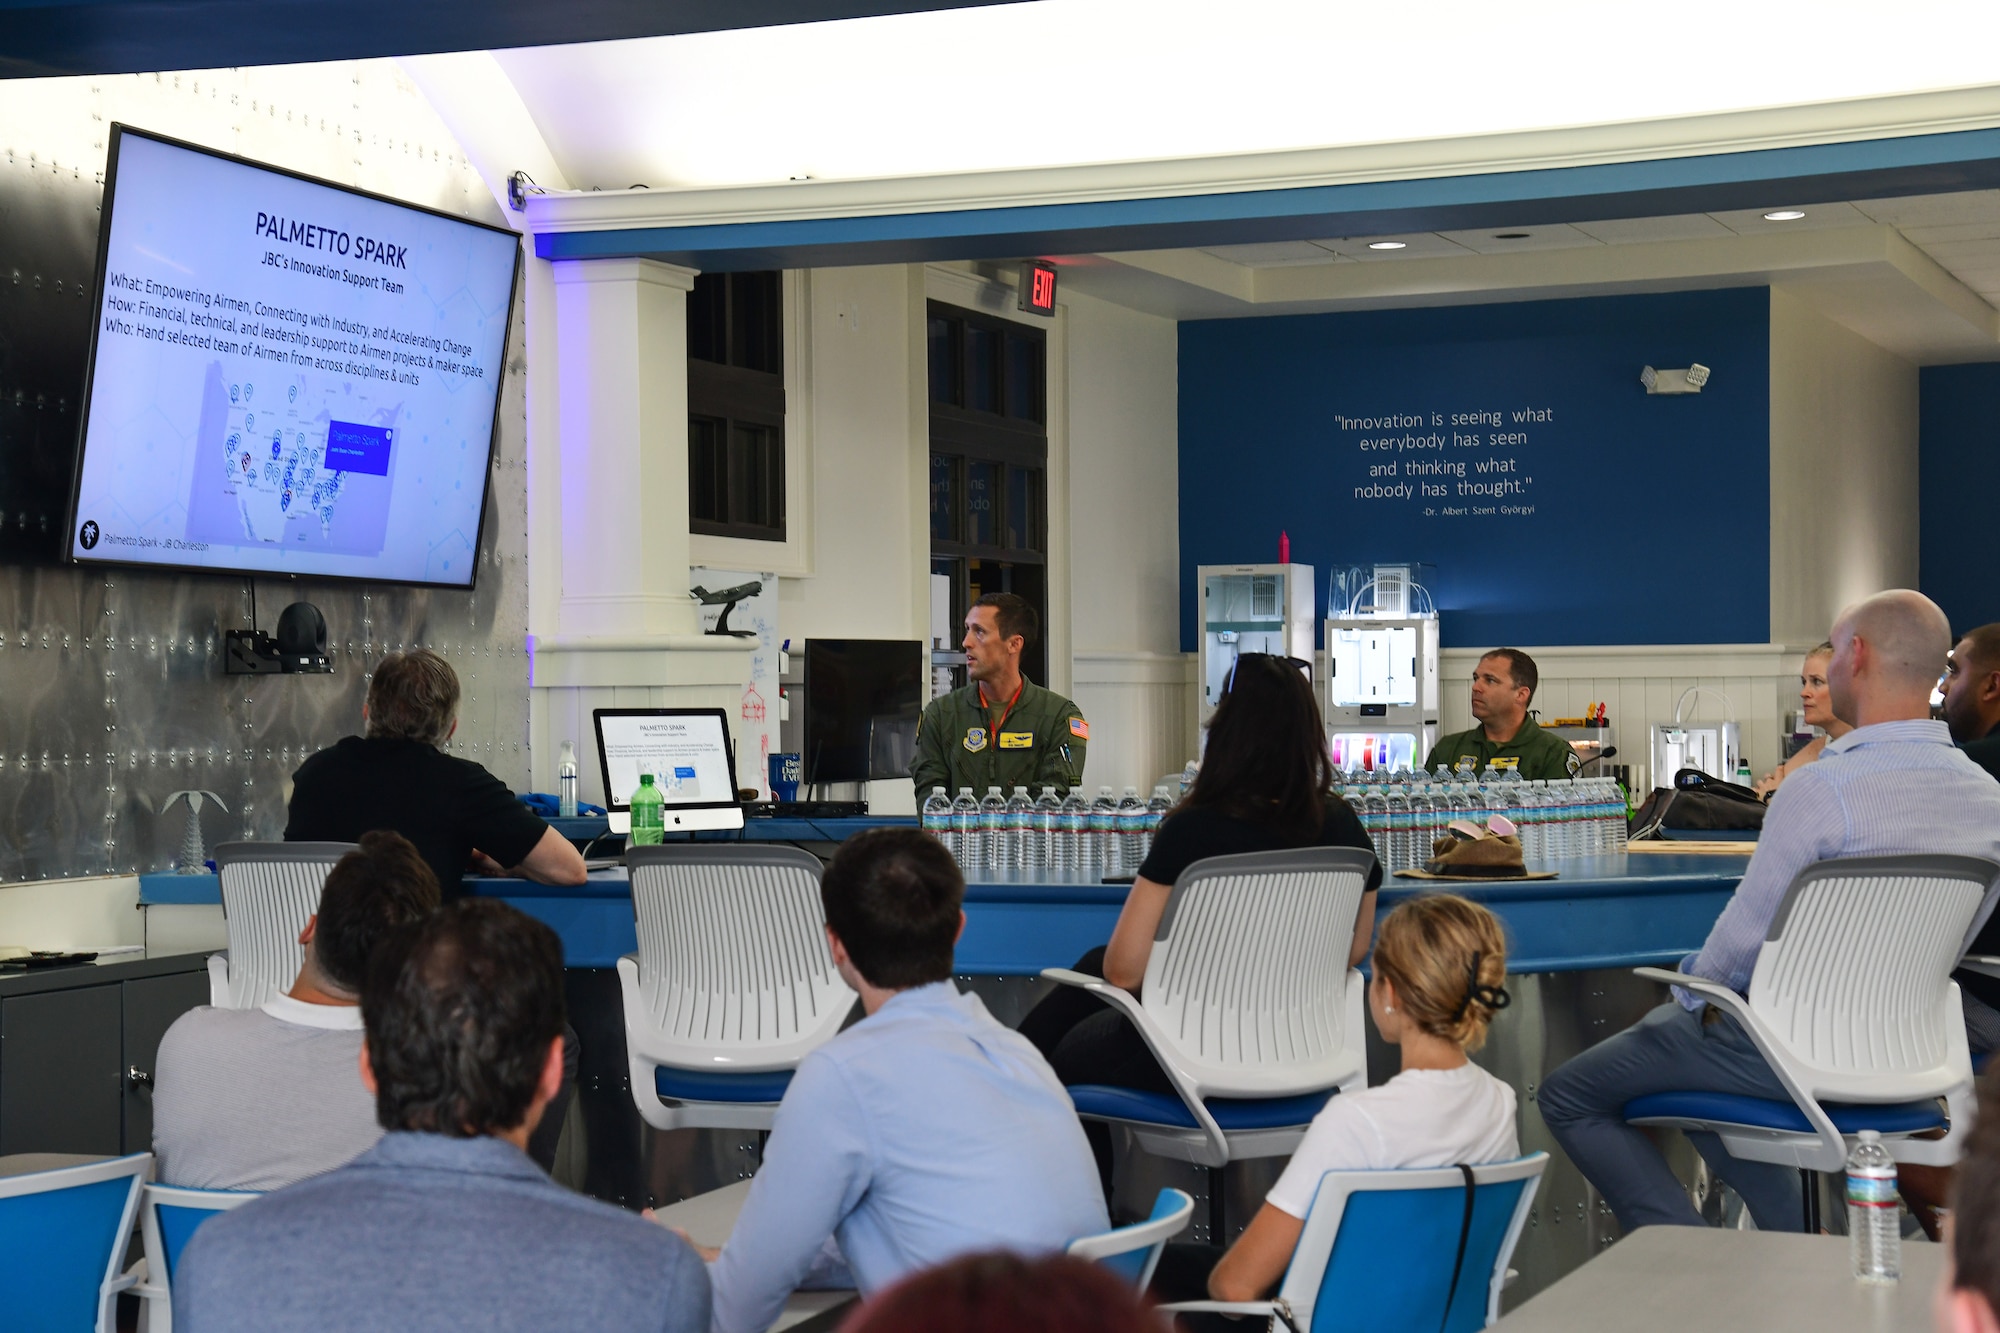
[1017, 654, 1380, 1144]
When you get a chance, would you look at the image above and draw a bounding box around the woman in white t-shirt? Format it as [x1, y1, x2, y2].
[1205, 893, 1521, 1304]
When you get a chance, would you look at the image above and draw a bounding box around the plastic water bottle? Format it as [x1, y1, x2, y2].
[628, 770, 665, 846]
[980, 787, 1009, 870]
[1179, 760, 1199, 802]
[1090, 786, 1119, 874]
[1384, 784, 1412, 872]
[1409, 782, 1433, 866]
[953, 787, 981, 868]
[1542, 780, 1568, 859]
[1611, 781, 1630, 853]
[1032, 787, 1062, 870]
[1847, 1130, 1900, 1282]
[1522, 781, 1546, 857]
[1143, 786, 1172, 863]
[1057, 790, 1089, 872]
[922, 786, 954, 860]
[557, 740, 579, 819]
[1006, 786, 1035, 871]
[1361, 785, 1390, 869]
[1116, 786, 1146, 874]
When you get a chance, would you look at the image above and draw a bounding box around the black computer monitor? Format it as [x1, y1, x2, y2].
[802, 639, 924, 785]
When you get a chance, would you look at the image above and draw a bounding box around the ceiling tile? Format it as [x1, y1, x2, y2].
[1896, 221, 2000, 246]
[1570, 213, 1735, 244]
[1431, 223, 1605, 254]
[1199, 241, 1347, 267]
[1312, 233, 1479, 261]
[1706, 201, 1874, 235]
[1852, 190, 2000, 228]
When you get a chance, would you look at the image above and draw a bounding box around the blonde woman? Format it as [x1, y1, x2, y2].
[1753, 642, 1852, 797]
[1203, 894, 1519, 1303]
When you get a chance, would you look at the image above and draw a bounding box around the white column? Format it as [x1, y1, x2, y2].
[524, 255, 753, 793]
[552, 256, 700, 637]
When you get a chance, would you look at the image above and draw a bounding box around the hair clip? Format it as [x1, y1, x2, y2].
[1452, 950, 1512, 1022]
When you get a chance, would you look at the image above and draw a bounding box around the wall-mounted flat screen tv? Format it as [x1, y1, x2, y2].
[64, 125, 521, 588]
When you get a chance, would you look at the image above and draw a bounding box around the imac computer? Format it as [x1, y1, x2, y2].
[592, 708, 744, 835]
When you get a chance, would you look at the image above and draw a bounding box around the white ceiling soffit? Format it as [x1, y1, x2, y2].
[494, 0, 2000, 194]
[1070, 219, 2000, 363]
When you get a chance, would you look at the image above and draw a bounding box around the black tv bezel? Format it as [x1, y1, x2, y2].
[801, 637, 925, 786]
[62, 123, 524, 591]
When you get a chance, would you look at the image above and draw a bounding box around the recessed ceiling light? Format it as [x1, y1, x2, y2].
[1366, 240, 1407, 250]
[1762, 210, 1806, 222]
[1493, 232, 1530, 240]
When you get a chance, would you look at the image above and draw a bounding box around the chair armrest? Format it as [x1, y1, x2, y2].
[1158, 1301, 1275, 1317]
[1633, 968, 1846, 1169]
[1041, 968, 1231, 1166]
[1961, 955, 2000, 981]
[1632, 968, 1759, 1024]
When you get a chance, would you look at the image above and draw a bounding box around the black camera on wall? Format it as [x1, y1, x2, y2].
[225, 600, 332, 674]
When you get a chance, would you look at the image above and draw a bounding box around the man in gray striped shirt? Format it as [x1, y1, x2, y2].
[1541, 590, 2000, 1233]
[152, 832, 439, 1189]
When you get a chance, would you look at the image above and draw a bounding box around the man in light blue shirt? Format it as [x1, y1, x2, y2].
[703, 828, 1108, 1333]
[1541, 590, 2000, 1232]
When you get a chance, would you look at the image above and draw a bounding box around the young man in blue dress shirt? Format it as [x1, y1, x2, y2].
[700, 827, 1108, 1333]
[1540, 590, 2000, 1233]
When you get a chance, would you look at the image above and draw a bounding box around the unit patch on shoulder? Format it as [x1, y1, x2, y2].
[999, 732, 1034, 749]
[1565, 750, 1584, 776]
[1068, 717, 1090, 740]
[963, 727, 988, 753]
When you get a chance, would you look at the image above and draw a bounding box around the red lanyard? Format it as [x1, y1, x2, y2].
[980, 680, 1025, 749]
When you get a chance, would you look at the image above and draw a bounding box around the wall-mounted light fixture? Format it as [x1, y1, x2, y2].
[1640, 363, 1711, 395]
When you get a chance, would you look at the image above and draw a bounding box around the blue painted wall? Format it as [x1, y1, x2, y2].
[1177, 288, 1772, 649]
[1920, 362, 2000, 633]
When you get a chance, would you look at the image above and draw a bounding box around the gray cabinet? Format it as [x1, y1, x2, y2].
[123, 970, 215, 1152]
[0, 954, 210, 1155]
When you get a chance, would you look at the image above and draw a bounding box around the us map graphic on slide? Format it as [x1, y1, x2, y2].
[184, 366, 398, 555]
[69, 130, 518, 585]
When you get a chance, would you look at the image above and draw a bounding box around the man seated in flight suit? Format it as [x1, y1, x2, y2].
[910, 593, 1087, 799]
[1424, 647, 1580, 780]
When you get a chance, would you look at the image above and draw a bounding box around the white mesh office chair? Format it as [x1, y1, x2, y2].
[619, 845, 857, 1132]
[208, 842, 355, 1010]
[1626, 854, 2000, 1226]
[1045, 847, 1374, 1237]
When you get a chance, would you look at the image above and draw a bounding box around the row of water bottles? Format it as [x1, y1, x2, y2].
[922, 784, 1174, 875]
[1344, 767, 1629, 873]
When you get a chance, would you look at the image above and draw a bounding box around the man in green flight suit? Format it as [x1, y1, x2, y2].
[1424, 647, 1581, 780]
[910, 592, 1088, 799]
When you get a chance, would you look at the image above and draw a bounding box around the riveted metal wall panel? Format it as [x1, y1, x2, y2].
[0, 114, 530, 881]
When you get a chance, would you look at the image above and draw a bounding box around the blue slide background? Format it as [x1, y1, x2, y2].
[1177, 288, 1772, 649]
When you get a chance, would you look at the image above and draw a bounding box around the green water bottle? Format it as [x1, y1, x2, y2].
[629, 769, 666, 846]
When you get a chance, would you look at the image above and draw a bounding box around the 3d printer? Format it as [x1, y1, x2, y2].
[1323, 563, 1439, 773]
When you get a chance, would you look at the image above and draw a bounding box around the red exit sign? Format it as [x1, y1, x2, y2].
[1018, 261, 1057, 316]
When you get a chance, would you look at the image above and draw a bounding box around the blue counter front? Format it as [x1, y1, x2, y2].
[462, 853, 1748, 975]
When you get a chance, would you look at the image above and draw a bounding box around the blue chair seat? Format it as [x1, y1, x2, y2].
[655, 1065, 794, 1103]
[1624, 1090, 1946, 1136]
[1067, 1084, 1335, 1131]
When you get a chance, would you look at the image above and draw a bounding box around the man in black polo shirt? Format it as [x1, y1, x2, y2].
[286, 648, 585, 1171]
[286, 649, 585, 892]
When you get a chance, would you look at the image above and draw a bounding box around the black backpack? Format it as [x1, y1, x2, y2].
[1630, 767, 1766, 838]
